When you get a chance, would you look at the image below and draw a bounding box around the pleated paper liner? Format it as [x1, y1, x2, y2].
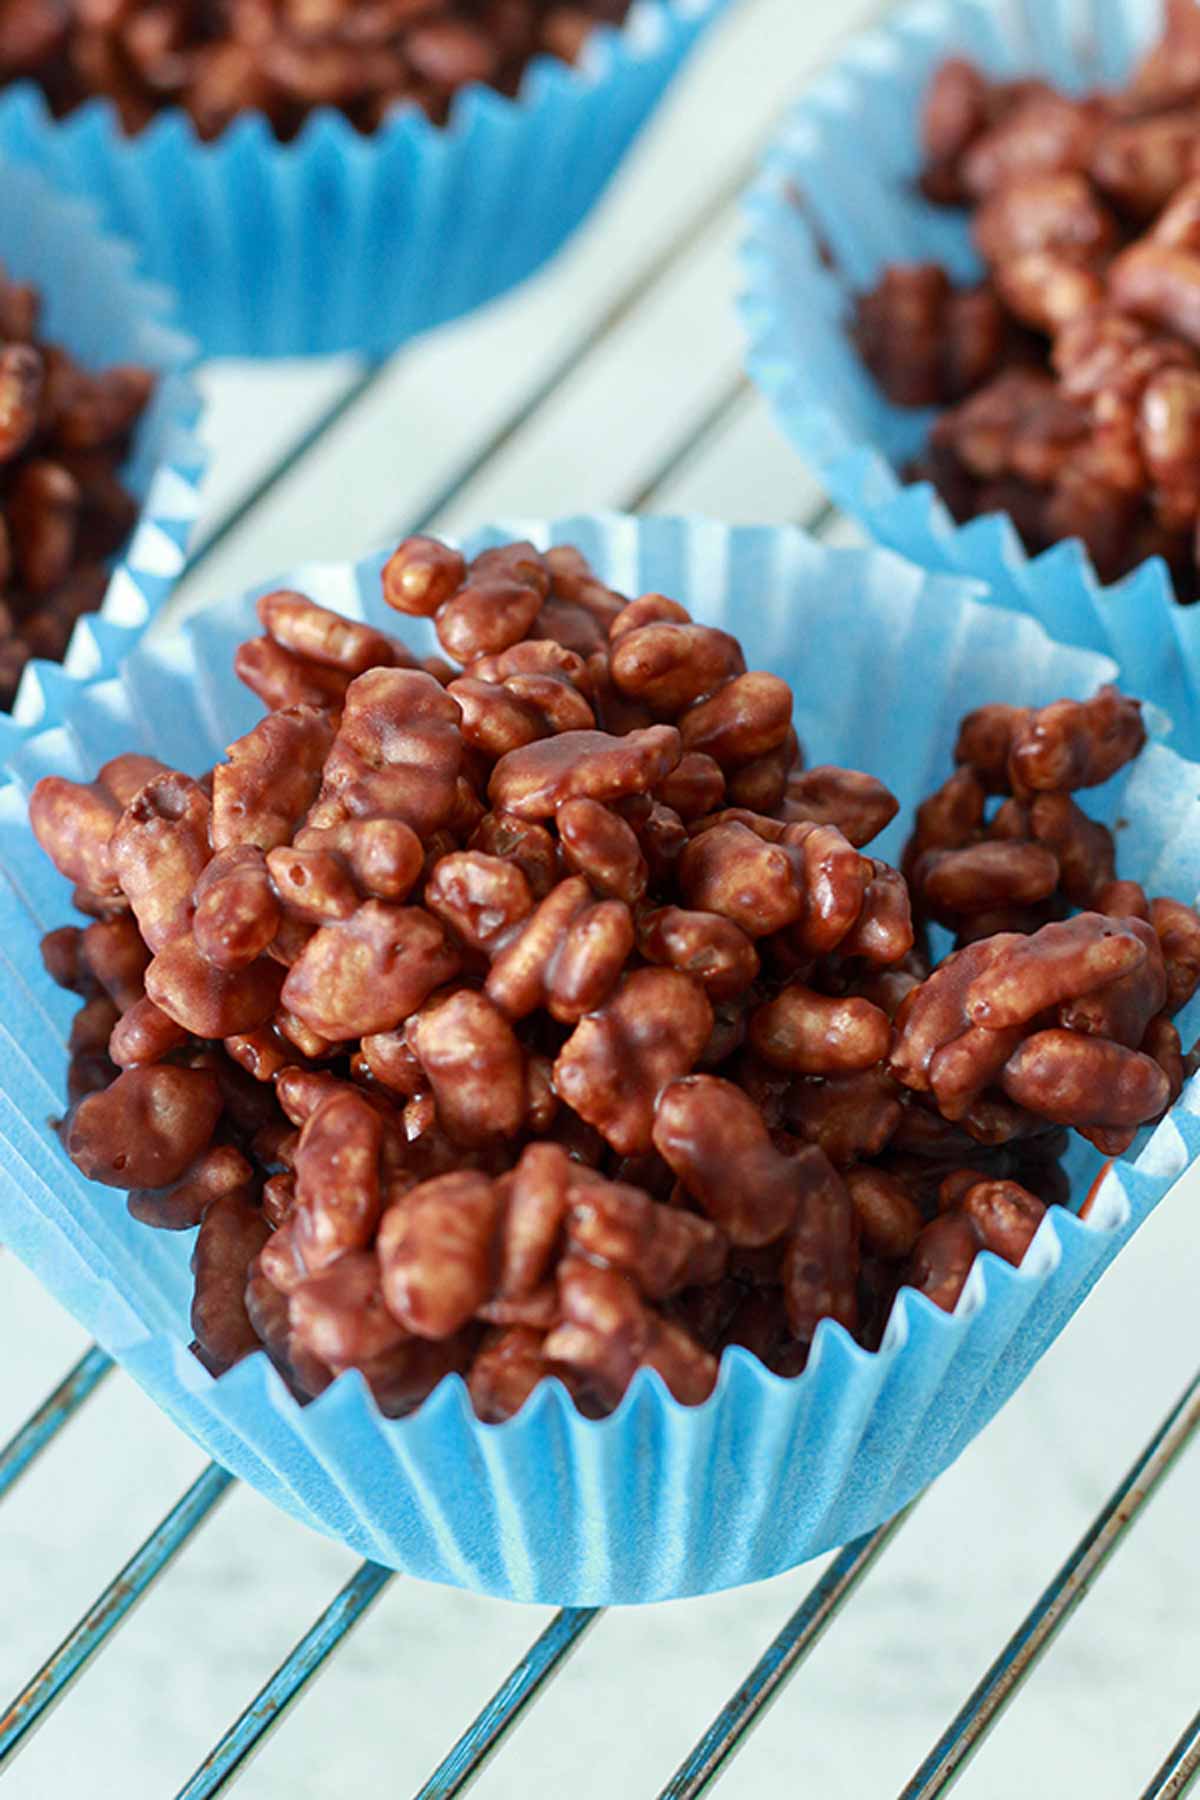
[1, 516, 1197, 1605]
[0, 0, 728, 359]
[739, 0, 1200, 754]
[0, 162, 202, 758]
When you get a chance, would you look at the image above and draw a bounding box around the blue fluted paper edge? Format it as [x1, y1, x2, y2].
[737, 0, 1200, 754]
[2, 513, 1199, 1606]
[0, 0, 729, 358]
[0, 162, 203, 758]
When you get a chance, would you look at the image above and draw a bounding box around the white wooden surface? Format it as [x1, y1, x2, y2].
[4, 0, 1199, 1795]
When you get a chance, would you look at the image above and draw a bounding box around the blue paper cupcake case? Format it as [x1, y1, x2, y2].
[0, 163, 203, 760]
[0, 0, 728, 360]
[739, 0, 1200, 757]
[2, 515, 1199, 1606]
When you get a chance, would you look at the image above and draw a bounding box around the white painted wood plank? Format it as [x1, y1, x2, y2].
[613, 382, 824, 523]
[193, 356, 364, 545]
[430, 211, 743, 533]
[815, 509, 868, 548]
[169, 0, 885, 615]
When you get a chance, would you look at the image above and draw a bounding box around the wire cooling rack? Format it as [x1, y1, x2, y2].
[0, 1348, 1198, 1796]
[2, 1, 1198, 1794]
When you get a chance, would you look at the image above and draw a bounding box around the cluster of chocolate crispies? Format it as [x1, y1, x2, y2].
[852, 0, 1200, 596]
[0, 0, 631, 140]
[30, 535, 1200, 1419]
[0, 261, 153, 707]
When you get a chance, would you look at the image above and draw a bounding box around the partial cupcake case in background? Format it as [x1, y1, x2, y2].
[0, 0, 729, 361]
[1, 515, 1199, 1606]
[0, 161, 202, 760]
[739, 0, 1200, 754]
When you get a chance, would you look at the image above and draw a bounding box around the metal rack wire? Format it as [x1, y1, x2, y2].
[0, 1349, 1196, 1796]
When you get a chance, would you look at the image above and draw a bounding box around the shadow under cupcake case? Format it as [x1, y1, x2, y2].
[740, 0, 1200, 755]
[2, 515, 1198, 1606]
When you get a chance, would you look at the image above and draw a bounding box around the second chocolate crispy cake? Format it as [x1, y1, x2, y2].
[851, 0, 1200, 597]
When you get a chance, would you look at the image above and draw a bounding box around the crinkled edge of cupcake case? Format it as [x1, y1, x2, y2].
[0, 0, 725, 154]
[0, 0, 732, 356]
[0, 167, 204, 761]
[737, 0, 1200, 753]
[2, 515, 1198, 1605]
